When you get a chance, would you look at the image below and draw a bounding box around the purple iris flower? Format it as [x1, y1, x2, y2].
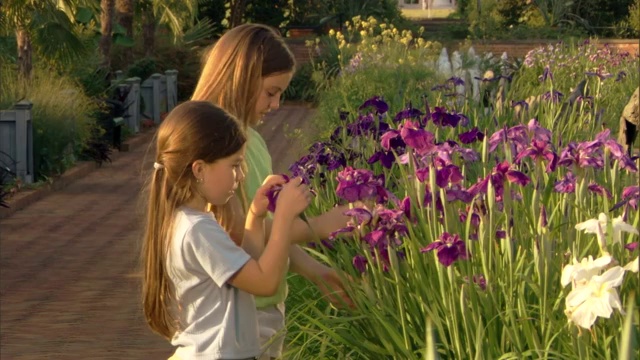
[358, 96, 389, 114]
[538, 65, 553, 82]
[421, 232, 468, 267]
[542, 90, 564, 103]
[625, 242, 639, 251]
[339, 110, 350, 121]
[470, 275, 487, 290]
[380, 130, 406, 151]
[447, 185, 473, 203]
[468, 161, 530, 198]
[588, 182, 612, 198]
[515, 139, 558, 173]
[459, 208, 481, 228]
[554, 171, 576, 193]
[400, 196, 412, 220]
[436, 164, 464, 188]
[511, 100, 529, 110]
[368, 150, 396, 169]
[423, 189, 444, 213]
[394, 106, 424, 123]
[611, 185, 640, 212]
[400, 120, 436, 155]
[265, 174, 292, 212]
[527, 119, 552, 143]
[488, 124, 528, 154]
[557, 141, 604, 169]
[336, 167, 388, 203]
[353, 255, 368, 273]
[623, 186, 639, 210]
[431, 107, 469, 128]
[416, 167, 430, 182]
[585, 70, 613, 81]
[458, 127, 485, 144]
[616, 71, 627, 82]
[596, 129, 638, 172]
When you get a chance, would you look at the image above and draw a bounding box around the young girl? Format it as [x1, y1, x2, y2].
[140, 101, 312, 359]
[191, 24, 353, 359]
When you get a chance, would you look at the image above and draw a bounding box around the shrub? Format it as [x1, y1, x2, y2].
[0, 66, 98, 180]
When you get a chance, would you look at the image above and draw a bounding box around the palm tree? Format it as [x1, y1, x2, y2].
[0, 0, 94, 79]
[100, 0, 115, 69]
[115, 0, 134, 63]
[136, 0, 201, 56]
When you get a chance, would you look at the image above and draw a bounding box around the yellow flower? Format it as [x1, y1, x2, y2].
[360, 30, 367, 37]
[329, 29, 336, 36]
[380, 23, 387, 30]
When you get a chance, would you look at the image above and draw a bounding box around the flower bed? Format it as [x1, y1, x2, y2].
[283, 30, 640, 359]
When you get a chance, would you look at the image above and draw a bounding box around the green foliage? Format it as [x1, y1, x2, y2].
[0, 65, 98, 180]
[283, 61, 316, 102]
[284, 39, 640, 359]
[308, 17, 442, 140]
[509, 39, 640, 138]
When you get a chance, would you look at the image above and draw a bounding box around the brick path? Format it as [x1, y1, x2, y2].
[0, 104, 315, 360]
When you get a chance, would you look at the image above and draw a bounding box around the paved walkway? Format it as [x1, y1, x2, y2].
[0, 104, 315, 359]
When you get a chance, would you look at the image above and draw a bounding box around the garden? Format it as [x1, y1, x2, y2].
[0, 1, 638, 359]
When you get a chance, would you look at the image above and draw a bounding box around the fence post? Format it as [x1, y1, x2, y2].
[0, 101, 34, 184]
[151, 73, 162, 124]
[165, 69, 178, 112]
[126, 77, 141, 133]
[14, 101, 34, 184]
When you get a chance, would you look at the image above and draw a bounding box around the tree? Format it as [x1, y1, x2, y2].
[115, 0, 134, 63]
[0, 0, 92, 79]
[100, 0, 115, 69]
[136, 0, 200, 56]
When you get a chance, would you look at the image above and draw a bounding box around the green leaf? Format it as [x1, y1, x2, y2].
[113, 33, 134, 47]
[75, 7, 94, 24]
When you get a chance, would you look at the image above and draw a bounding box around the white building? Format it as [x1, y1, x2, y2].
[398, 0, 456, 10]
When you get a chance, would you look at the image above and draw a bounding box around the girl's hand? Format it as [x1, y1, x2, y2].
[276, 177, 312, 219]
[250, 175, 288, 218]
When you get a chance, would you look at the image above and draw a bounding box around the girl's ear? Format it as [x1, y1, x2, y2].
[191, 160, 206, 180]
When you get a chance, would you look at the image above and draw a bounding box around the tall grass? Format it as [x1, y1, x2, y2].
[0, 65, 98, 179]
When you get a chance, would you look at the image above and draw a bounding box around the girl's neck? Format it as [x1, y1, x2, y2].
[183, 197, 208, 213]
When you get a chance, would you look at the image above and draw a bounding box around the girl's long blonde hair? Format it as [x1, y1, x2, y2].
[141, 101, 246, 340]
[191, 23, 296, 234]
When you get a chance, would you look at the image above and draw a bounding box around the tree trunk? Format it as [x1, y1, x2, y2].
[100, 0, 115, 69]
[142, 6, 155, 56]
[229, 0, 247, 28]
[115, 0, 134, 63]
[16, 28, 33, 80]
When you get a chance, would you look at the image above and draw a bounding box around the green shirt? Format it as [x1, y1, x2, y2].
[245, 127, 288, 308]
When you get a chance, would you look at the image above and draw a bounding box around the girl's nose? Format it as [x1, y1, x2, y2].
[270, 96, 281, 111]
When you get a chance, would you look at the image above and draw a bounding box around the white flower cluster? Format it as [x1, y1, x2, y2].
[562, 214, 639, 329]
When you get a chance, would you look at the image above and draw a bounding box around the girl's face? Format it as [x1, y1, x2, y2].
[255, 71, 293, 120]
[194, 147, 246, 206]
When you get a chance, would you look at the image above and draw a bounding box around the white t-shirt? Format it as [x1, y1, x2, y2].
[168, 207, 260, 359]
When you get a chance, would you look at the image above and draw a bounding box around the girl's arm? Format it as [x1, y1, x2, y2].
[263, 205, 351, 245]
[228, 178, 310, 297]
[289, 245, 354, 308]
[242, 204, 266, 260]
